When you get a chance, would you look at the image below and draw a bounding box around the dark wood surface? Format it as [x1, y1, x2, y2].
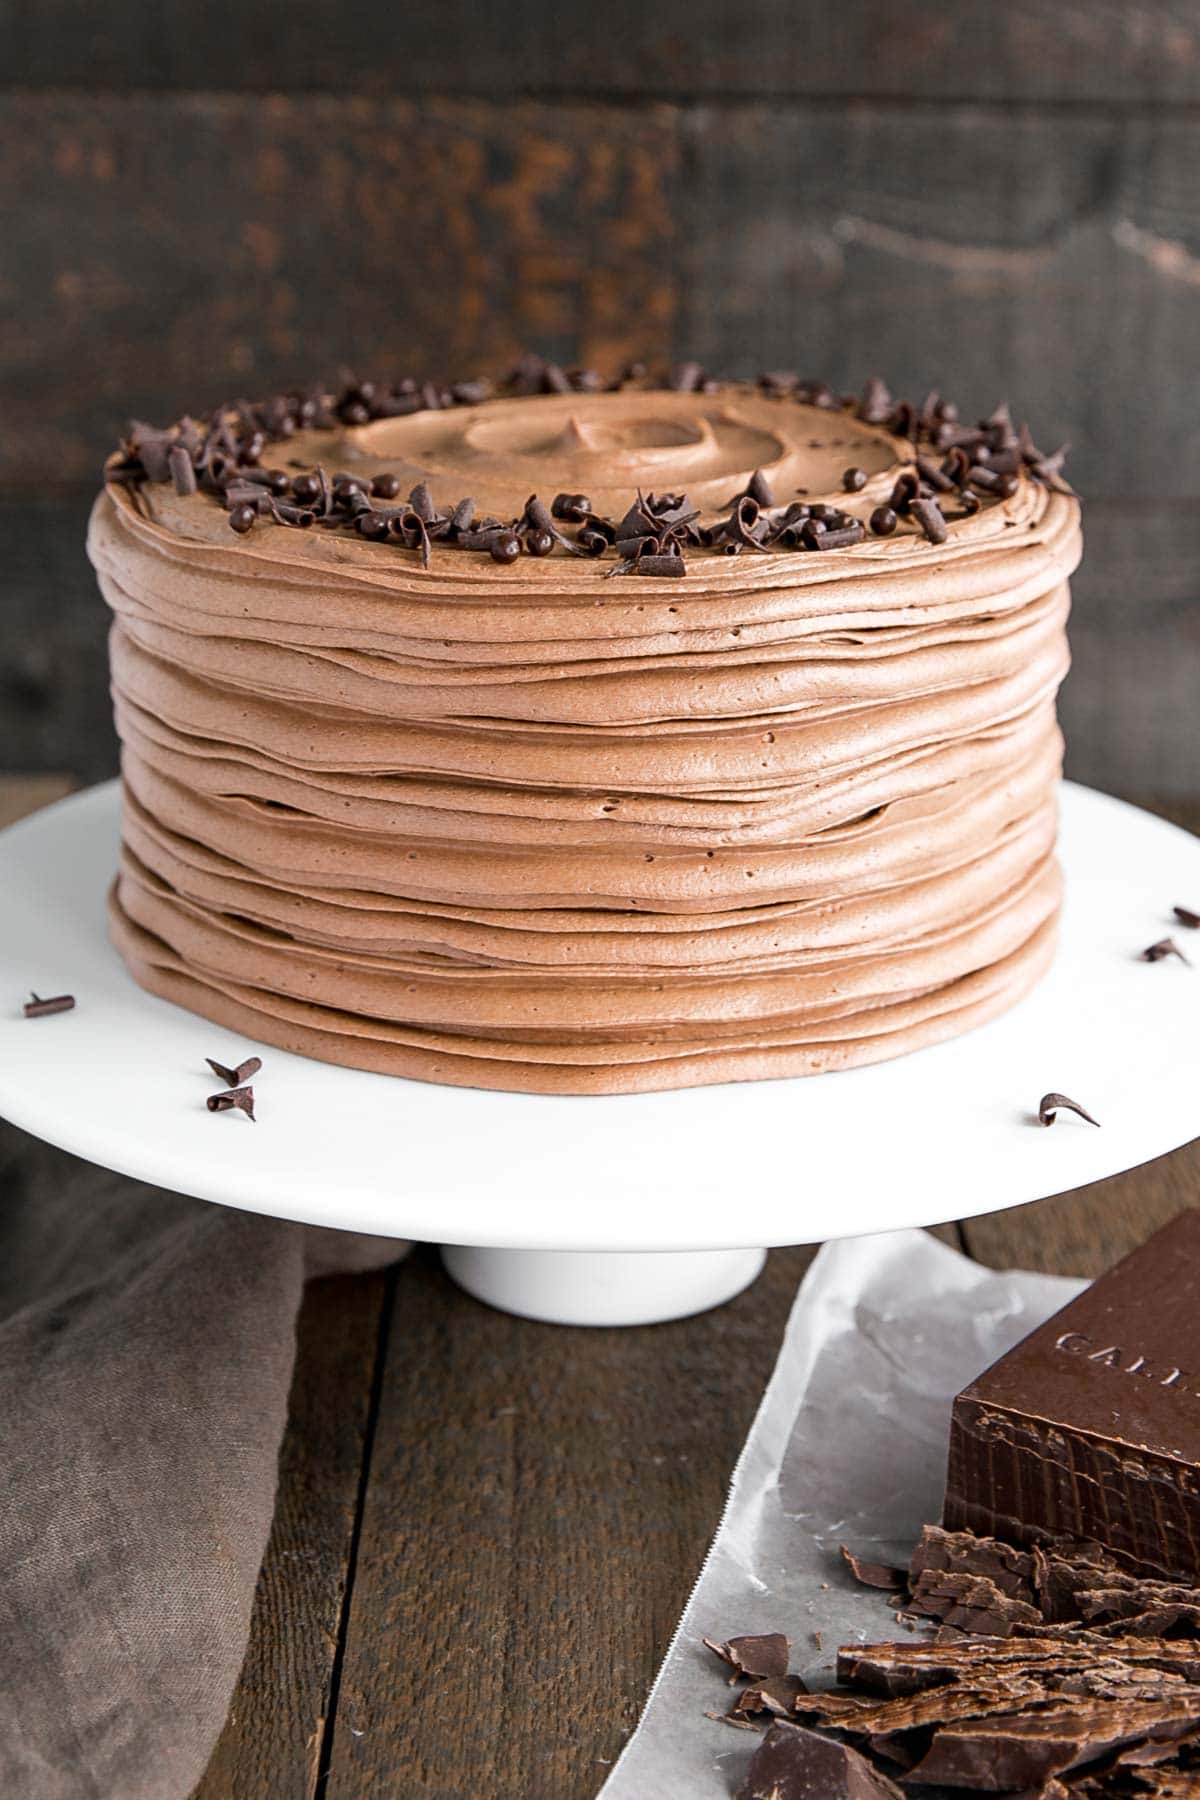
[2, 3, 1200, 803]
[3, 782, 1197, 1800]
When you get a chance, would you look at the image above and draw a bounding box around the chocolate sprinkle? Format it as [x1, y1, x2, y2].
[909, 497, 948, 545]
[107, 363, 1072, 585]
[206, 1054, 263, 1087]
[23, 992, 75, 1019]
[1038, 1091, 1100, 1128]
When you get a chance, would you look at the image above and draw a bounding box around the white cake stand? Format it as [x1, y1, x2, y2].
[0, 781, 1197, 1326]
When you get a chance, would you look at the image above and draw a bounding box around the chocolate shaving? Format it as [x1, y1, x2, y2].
[206, 1085, 256, 1121]
[1143, 937, 1191, 965]
[206, 1054, 263, 1087]
[1174, 906, 1200, 930]
[1038, 1092, 1100, 1128]
[841, 1546, 907, 1591]
[704, 1632, 791, 1681]
[23, 992, 75, 1019]
[731, 1674, 809, 1718]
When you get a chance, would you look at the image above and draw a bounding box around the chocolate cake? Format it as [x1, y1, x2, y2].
[88, 364, 1081, 1093]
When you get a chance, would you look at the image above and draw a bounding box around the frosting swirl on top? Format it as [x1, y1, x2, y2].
[91, 382, 1082, 1093]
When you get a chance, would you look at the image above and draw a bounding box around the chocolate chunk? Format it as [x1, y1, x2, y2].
[704, 1632, 791, 1681]
[206, 1054, 262, 1087]
[22, 992, 75, 1019]
[944, 1210, 1200, 1582]
[1038, 1091, 1100, 1127]
[735, 1723, 903, 1799]
[841, 1546, 906, 1591]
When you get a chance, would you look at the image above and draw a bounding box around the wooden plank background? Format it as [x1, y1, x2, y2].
[1, 7, 1197, 797]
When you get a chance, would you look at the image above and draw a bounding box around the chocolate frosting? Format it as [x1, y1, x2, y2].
[89, 385, 1082, 1092]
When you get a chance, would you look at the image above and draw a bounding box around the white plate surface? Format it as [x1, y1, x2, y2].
[0, 780, 1197, 1250]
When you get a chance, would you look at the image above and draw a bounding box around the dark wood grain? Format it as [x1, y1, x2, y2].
[5, 1, 1200, 104]
[192, 1270, 391, 1800]
[0, 93, 682, 486]
[318, 1243, 815, 1798]
[3, 95, 1200, 500]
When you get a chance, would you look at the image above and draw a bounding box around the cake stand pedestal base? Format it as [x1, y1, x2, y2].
[440, 1244, 767, 1326]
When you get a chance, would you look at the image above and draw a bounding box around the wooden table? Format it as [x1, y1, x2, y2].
[4, 777, 1198, 1800]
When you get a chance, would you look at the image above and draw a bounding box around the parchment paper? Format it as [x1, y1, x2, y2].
[600, 1228, 1085, 1800]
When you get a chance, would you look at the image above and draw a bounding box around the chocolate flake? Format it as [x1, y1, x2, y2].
[206, 1085, 256, 1121]
[1143, 937, 1191, 966]
[206, 1054, 263, 1087]
[1174, 906, 1200, 930]
[23, 992, 75, 1019]
[1038, 1092, 1100, 1128]
[731, 1674, 809, 1718]
[841, 1546, 907, 1591]
[704, 1632, 791, 1681]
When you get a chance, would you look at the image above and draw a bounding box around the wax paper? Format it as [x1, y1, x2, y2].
[600, 1228, 1084, 1799]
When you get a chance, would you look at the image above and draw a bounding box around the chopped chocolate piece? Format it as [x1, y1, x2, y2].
[945, 1211, 1200, 1582]
[706, 1709, 761, 1730]
[206, 1085, 255, 1121]
[906, 1696, 1200, 1791]
[1143, 937, 1191, 965]
[909, 496, 949, 544]
[1038, 1092, 1100, 1127]
[704, 1632, 791, 1681]
[910, 1524, 1037, 1601]
[841, 1546, 907, 1591]
[735, 1723, 904, 1799]
[904, 1568, 1043, 1636]
[1173, 906, 1200, 930]
[23, 992, 75, 1019]
[206, 1054, 262, 1087]
[732, 1675, 809, 1718]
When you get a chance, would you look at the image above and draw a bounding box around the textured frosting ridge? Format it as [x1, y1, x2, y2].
[91, 386, 1082, 1092]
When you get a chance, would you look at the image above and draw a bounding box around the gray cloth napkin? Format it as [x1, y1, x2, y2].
[0, 1121, 407, 1800]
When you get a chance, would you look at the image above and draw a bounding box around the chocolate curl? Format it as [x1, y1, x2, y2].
[23, 992, 75, 1019]
[207, 1085, 256, 1121]
[168, 444, 197, 496]
[522, 493, 586, 556]
[206, 1054, 262, 1087]
[1142, 937, 1191, 965]
[1038, 1092, 1100, 1128]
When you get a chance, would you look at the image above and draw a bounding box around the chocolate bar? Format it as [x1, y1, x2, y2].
[944, 1209, 1200, 1580]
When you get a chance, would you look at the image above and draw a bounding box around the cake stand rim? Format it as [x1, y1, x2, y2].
[0, 776, 1197, 1254]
